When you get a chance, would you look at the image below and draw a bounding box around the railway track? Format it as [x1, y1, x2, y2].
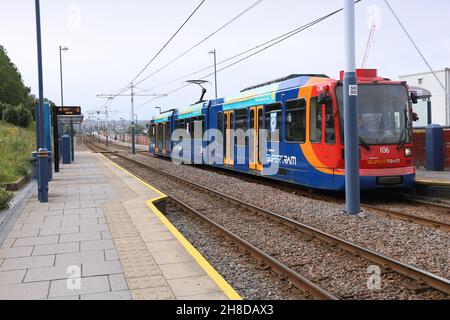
[85, 141, 450, 300]
[85, 138, 450, 231]
[195, 163, 450, 232]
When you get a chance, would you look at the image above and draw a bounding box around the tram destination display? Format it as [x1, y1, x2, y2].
[56, 106, 81, 116]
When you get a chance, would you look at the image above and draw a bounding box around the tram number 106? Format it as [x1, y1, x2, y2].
[379, 147, 390, 154]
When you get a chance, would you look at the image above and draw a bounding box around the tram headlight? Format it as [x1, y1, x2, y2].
[405, 147, 413, 158]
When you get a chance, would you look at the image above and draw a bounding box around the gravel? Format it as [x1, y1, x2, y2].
[165, 201, 312, 300]
[108, 153, 449, 300]
[124, 152, 450, 280]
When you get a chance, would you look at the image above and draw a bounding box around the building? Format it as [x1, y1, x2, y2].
[400, 68, 450, 126]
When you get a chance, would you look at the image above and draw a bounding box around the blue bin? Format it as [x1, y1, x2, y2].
[31, 151, 52, 181]
[62, 134, 72, 164]
[425, 124, 444, 171]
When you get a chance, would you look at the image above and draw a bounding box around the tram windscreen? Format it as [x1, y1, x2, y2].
[336, 85, 411, 145]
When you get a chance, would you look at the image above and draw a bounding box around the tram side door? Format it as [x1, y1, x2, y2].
[224, 110, 234, 166]
[162, 122, 167, 155]
[249, 106, 264, 171]
[155, 124, 159, 153]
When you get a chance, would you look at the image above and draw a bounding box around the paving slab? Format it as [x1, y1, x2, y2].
[0, 269, 26, 285]
[0, 148, 237, 300]
[0, 255, 55, 271]
[0, 246, 33, 259]
[33, 242, 80, 256]
[48, 276, 110, 298]
[0, 282, 50, 300]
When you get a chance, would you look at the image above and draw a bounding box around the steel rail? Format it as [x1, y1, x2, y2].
[360, 203, 450, 232]
[94, 148, 450, 296]
[84, 140, 337, 300]
[165, 197, 338, 300]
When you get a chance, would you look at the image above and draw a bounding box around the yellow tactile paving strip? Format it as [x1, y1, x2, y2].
[97, 154, 242, 300]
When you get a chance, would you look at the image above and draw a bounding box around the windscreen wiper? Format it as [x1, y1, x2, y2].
[397, 109, 409, 150]
[359, 136, 371, 150]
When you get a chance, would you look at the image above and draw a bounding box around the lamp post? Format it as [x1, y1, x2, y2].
[209, 50, 218, 99]
[34, 0, 49, 203]
[59, 46, 68, 106]
[343, 0, 360, 215]
[55, 46, 69, 170]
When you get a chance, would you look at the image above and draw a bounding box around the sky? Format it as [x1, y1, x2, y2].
[0, 0, 449, 121]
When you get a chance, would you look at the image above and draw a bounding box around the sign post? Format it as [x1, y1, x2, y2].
[34, 0, 48, 203]
[343, 0, 361, 214]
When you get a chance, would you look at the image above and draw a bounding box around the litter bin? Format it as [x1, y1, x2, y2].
[30, 152, 38, 180]
[31, 151, 52, 181]
[62, 134, 72, 164]
[425, 124, 444, 171]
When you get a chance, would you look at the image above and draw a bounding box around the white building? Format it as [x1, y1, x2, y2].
[399, 68, 450, 126]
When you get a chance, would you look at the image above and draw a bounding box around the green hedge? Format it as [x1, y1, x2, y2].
[0, 188, 12, 210]
[1, 103, 31, 128]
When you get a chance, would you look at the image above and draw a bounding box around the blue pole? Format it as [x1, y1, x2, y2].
[344, 0, 360, 214]
[34, 0, 49, 203]
[35, 103, 41, 148]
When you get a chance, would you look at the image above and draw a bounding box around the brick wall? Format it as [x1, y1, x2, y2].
[413, 128, 450, 169]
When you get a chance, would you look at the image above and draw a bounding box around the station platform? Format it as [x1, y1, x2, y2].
[415, 170, 450, 187]
[0, 146, 239, 300]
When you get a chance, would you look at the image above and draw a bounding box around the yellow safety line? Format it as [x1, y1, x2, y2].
[99, 154, 242, 300]
[416, 179, 450, 187]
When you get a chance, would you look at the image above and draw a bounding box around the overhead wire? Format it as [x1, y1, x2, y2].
[133, 0, 265, 89]
[135, 0, 363, 110]
[103, 0, 207, 99]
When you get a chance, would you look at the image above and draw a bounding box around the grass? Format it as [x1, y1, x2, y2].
[0, 121, 36, 209]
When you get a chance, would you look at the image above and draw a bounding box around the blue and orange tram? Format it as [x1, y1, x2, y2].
[149, 69, 417, 191]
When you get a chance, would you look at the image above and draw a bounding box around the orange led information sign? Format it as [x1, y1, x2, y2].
[56, 107, 81, 116]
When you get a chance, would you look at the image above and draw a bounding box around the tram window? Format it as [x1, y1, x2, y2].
[165, 123, 171, 149]
[310, 98, 322, 143]
[285, 99, 306, 143]
[235, 109, 247, 147]
[150, 125, 155, 146]
[265, 104, 282, 142]
[193, 116, 205, 140]
[217, 112, 223, 145]
[325, 104, 336, 144]
[175, 120, 184, 131]
[157, 124, 163, 150]
[200, 115, 206, 136]
[185, 119, 193, 139]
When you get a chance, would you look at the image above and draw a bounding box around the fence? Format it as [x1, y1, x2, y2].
[412, 128, 450, 169]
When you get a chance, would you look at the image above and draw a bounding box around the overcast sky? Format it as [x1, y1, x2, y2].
[0, 0, 449, 121]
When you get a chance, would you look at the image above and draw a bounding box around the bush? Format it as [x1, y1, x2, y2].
[0, 187, 12, 210]
[0, 102, 12, 119]
[16, 105, 32, 128]
[2, 106, 19, 125]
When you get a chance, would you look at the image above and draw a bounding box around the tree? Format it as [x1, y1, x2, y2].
[16, 105, 32, 128]
[0, 46, 29, 106]
[0, 102, 11, 119]
[2, 106, 19, 125]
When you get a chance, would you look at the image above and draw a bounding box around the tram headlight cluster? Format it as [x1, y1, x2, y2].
[404, 147, 413, 158]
